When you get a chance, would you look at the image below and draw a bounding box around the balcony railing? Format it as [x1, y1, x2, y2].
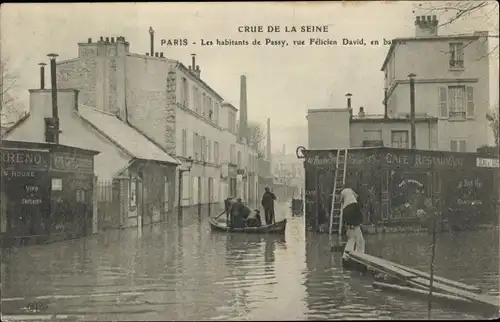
[449, 60, 464, 69]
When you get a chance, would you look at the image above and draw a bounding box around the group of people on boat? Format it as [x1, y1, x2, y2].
[225, 187, 277, 229]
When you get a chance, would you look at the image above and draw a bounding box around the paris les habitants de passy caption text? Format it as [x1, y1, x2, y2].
[160, 25, 402, 48]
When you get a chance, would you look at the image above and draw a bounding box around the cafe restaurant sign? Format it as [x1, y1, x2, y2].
[51, 152, 94, 174]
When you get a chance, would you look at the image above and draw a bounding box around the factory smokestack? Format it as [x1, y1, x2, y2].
[149, 27, 155, 56]
[267, 118, 272, 162]
[38, 62, 47, 89]
[239, 75, 248, 144]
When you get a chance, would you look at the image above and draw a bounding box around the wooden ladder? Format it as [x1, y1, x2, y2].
[329, 149, 349, 246]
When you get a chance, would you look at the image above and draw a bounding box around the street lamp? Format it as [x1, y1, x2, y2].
[177, 156, 194, 218]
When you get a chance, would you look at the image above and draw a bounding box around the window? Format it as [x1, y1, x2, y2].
[202, 93, 206, 115]
[449, 43, 464, 69]
[129, 177, 137, 208]
[193, 133, 199, 160]
[237, 151, 242, 168]
[201, 136, 207, 161]
[163, 176, 169, 211]
[181, 173, 190, 205]
[208, 97, 213, 120]
[228, 112, 236, 133]
[51, 178, 63, 191]
[214, 102, 220, 125]
[181, 129, 187, 156]
[181, 77, 189, 107]
[438, 86, 474, 119]
[207, 139, 212, 162]
[193, 87, 199, 113]
[391, 130, 409, 148]
[214, 141, 219, 164]
[230, 144, 236, 164]
[450, 139, 467, 152]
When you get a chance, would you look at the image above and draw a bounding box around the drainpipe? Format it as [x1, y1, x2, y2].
[408, 73, 417, 150]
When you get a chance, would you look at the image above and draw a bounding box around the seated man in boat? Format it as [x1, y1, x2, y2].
[230, 198, 247, 229]
[246, 209, 262, 228]
[340, 187, 365, 261]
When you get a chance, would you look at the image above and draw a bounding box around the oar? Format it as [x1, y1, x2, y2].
[214, 211, 226, 220]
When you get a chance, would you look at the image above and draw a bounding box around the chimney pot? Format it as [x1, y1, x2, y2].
[189, 66, 192, 70]
[196, 65, 200, 71]
[160, 52, 164, 58]
[146, 53, 149, 56]
[155, 52, 159, 57]
[100, 36, 104, 41]
[105, 37, 110, 42]
[88, 38, 92, 43]
[111, 37, 115, 42]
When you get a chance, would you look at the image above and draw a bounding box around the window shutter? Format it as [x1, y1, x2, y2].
[438, 87, 448, 117]
[450, 140, 457, 152]
[466, 86, 474, 118]
[460, 140, 467, 152]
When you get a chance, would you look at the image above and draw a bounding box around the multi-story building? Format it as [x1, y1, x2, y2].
[272, 145, 305, 200]
[308, 15, 492, 152]
[54, 35, 258, 210]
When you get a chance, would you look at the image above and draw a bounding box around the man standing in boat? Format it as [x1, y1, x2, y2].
[340, 187, 365, 260]
[261, 187, 277, 225]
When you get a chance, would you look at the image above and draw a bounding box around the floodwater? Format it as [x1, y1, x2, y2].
[1, 204, 499, 321]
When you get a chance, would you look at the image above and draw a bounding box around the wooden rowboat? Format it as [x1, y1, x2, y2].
[209, 217, 287, 235]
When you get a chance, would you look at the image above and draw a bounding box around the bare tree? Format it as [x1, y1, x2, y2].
[486, 104, 499, 147]
[414, 1, 499, 58]
[247, 121, 266, 158]
[1, 57, 24, 129]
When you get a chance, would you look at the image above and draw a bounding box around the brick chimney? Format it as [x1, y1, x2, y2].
[239, 75, 248, 144]
[415, 15, 438, 37]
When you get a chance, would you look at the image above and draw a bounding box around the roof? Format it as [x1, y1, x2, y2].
[221, 101, 238, 111]
[351, 113, 438, 123]
[380, 31, 487, 71]
[1, 139, 100, 155]
[78, 105, 180, 165]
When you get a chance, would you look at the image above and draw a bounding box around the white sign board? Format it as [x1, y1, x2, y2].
[476, 157, 500, 168]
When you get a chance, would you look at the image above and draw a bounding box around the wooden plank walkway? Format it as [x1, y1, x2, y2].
[390, 262, 482, 293]
[345, 251, 500, 310]
[349, 252, 481, 293]
[373, 281, 473, 303]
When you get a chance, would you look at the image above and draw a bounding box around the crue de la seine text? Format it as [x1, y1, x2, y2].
[237, 25, 329, 33]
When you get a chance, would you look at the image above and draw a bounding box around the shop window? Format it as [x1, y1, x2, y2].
[381, 202, 389, 220]
[433, 171, 441, 194]
[52, 178, 63, 191]
[163, 176, 169, 211]
[76, 190, 86, 203]
[381, 170, 388, 193]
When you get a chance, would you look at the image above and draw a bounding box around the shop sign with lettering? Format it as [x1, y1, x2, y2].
[0, 149, 50, 171]
[51, 152, 94, 174]
[476, 157, 500, 168]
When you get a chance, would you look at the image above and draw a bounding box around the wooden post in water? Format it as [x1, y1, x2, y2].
[427, 161, 437, 319]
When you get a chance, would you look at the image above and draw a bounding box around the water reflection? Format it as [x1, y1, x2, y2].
[0, 213, 497, 320]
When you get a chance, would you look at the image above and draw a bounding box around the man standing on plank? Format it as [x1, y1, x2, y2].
[340, 187, 365, 260]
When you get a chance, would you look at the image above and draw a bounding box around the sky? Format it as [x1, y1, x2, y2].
[1, 2, 498, 152]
